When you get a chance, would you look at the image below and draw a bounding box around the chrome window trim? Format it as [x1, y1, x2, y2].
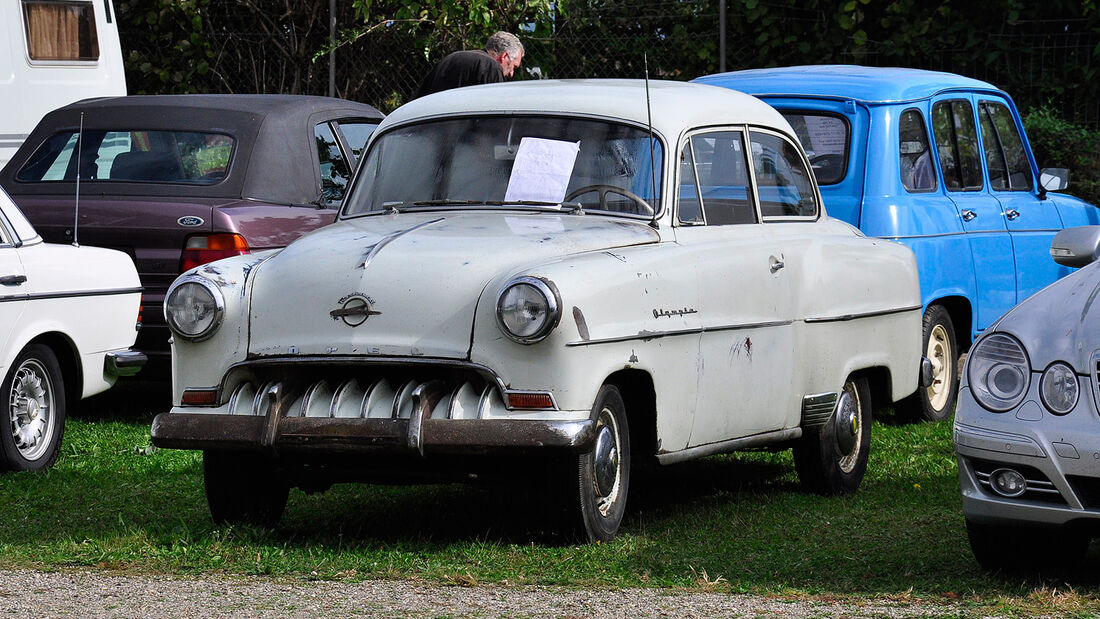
[746, 126, 822, 222]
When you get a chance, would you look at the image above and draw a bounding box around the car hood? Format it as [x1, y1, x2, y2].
[992, 260, 1100, 373]
[246, 211, 660, 359]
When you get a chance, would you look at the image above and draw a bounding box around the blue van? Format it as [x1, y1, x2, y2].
[695, 66, 1099, 421]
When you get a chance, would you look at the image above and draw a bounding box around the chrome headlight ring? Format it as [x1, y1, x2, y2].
[1039, 362, 1080, 415]
[163, 275, 226, 342]
[967, 332, 1031, 413]
[495, 276, 561, 344]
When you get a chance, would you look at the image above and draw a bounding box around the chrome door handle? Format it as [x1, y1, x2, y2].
[770, 260, 785, 273]
[961, 209, 977, 221]
[0, 275, 26, 285]
[1005, 209, 1020, 220]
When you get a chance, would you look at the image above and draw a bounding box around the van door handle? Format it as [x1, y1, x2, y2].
[961, 209, 977, 221]
[770, 258, 785, 273]
[1005, 209, 1020, 220]
[0, 275, 27, 285]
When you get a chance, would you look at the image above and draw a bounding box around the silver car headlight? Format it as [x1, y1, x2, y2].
[164, 275, 225, 341]
[1040, 362, 1079, 415]
[967, 333, 1031, 412]
[496, 276, 560, 344]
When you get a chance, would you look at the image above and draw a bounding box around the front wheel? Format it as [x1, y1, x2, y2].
[794, 376, 871, 495]
[1, 344, 66, 472]
[203, 451, 289, 527]
[568, 385, 631, 543]
[897, 305, 958, 422]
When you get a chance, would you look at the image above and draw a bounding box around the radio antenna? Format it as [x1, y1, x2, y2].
[72, 111, 84, 248]
[644, 54, 658, 229]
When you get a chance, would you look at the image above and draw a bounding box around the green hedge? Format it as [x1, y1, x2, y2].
[1023, 107, 1100, 206]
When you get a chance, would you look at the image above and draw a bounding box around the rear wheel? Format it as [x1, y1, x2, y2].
[567, 385, 631, 543]
[1, 344, 66, 472]
[203, 451, 289, 527]
[897, 305, 958, 422]
[794, 376, 871, 495]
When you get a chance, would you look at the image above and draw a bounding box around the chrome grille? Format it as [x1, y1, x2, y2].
[801, 392, 838, 429]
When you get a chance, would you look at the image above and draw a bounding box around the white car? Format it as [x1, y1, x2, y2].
[0, 188, 143, 472]
[152, 80, 923, 542]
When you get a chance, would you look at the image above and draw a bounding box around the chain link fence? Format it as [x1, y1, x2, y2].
[120, 3, 1100, 125]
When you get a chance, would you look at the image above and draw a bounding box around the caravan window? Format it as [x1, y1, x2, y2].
[22, 0, 100, 62]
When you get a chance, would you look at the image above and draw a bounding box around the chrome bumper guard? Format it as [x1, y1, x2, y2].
[105, 350, 148, 378]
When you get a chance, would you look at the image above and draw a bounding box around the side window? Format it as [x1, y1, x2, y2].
[22, 0, 99, 62]
[335, 121, 379, 163]
[749, 131, 818, 218]
[899, 109, 936, 193]
[315, 122, 352, 206]
[677, 131, 755, 226]
[932, 99, 983, 191]
[979, 101, 1032, 191]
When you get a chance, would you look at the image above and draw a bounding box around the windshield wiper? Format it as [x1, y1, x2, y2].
[380, 199, 584, 213]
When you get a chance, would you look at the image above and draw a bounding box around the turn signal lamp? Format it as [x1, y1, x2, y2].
[506, 392, 555, 409]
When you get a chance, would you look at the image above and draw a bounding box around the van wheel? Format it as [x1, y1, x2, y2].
[568, 385, 631, 543]
[794, 376, 871, 494]
[203, 451, 288, 527]
[897, 305, 958, 422]
[1, 345, 66, 472]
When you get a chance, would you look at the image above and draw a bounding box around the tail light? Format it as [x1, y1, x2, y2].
[180, 233, 250, 272]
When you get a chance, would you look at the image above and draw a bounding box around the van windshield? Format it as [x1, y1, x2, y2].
[15, 130, 235, 185]
[344, 116, 663, 218]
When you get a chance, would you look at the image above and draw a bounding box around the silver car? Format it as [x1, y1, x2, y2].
[955, 226, 1100, 568]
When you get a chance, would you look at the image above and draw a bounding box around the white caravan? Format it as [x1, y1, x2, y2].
[0, 0, 126, 168]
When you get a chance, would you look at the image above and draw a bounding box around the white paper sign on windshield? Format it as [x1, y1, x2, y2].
[504, 137, 581, 204]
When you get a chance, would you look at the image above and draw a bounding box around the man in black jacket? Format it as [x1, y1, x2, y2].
[415, 31, 524, 99]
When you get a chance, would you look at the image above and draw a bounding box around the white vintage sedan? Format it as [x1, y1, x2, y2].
[0, 187, 143, 472]
[152, 80, 922, 542]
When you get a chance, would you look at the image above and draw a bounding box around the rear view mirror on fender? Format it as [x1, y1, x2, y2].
[1050, 225, 1100, 267]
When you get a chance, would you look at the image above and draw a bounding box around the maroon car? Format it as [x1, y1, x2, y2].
[0, 95, 384, 369]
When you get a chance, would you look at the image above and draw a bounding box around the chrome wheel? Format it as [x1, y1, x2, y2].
[592, 407, 623, 517]
[926, 322, 952, 412]
[834, 382, 863, 474]
[9, 358, 55, 462]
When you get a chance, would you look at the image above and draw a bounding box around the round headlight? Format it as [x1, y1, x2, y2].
[967, 333, 1031, 412]
[496, 276, 560, 344]
[1040, 362, 1079, 415]
[164, 276, 225, 341]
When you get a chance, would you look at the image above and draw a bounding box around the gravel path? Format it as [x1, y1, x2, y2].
[0, 569, 975, 618]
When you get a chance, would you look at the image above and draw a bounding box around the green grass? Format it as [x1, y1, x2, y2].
[3, 381, 1100, 615]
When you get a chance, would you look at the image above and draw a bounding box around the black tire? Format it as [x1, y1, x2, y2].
[567, 385, 631, 543]
[203, 450, 289, 527]
[0, 344, 66, 472]
[896, 305, 958, 422]
[966, 519, 1089, 571]
[794, 376, 871, 495]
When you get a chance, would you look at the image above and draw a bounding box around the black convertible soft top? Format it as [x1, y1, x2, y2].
[0, 94, 385, 206]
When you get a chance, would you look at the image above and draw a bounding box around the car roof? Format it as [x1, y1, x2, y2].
[693, 65, 1003, 104]
[381, 79, 793, 140]
[1, 94, 385, 205]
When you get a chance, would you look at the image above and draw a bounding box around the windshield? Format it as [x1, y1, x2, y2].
[344, 116, 663, 217]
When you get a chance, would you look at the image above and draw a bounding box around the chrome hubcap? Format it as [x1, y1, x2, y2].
[9, 359, 54, 461]
[926, 324, 952, 411]
[835, 382, 862, 474]
[592, 407, 621, 516]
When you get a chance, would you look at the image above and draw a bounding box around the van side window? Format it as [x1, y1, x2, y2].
[979, 101, 1033, 192]
[899, 109, 936, 193]
[22, 0, 100, 62]
[749, 131, 818, 218]
[932, 99, 983, 191]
